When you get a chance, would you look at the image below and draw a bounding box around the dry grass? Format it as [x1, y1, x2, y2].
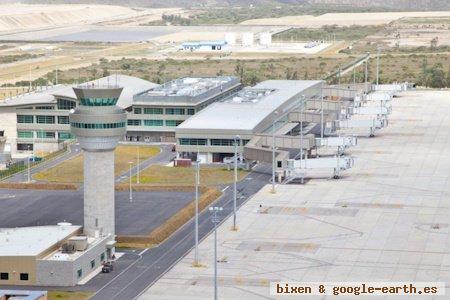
[33, 145, 160, 183]
[117, 187, 222, 247]
[47, 291, 92, 300]
[133, 165, 248, 186]
[0, 182, 77, 190]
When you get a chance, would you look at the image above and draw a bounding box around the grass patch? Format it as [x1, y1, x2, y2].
[33, 145, 160, 183]
[48, 291, 92, 300]
[132, 165, 248, 186]
[0, 182, 77, 190]
[117, 187, 222, 247]
[273, 25, 385, 42]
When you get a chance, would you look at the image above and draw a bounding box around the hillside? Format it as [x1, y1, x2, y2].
[8, 0, 450, 10]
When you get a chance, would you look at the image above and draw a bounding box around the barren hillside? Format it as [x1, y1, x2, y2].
[0, 4, 136, 32]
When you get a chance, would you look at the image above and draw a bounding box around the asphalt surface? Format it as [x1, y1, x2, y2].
[0, 189, 193, 236]
[89, 171, 270, 300]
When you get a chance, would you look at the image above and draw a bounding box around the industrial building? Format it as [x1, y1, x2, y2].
[127, 76, 241, 142]
[181, 41, 228, 51]
[0, 75, 157, 158]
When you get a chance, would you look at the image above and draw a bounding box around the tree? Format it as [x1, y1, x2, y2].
[430, 37, 439, 49]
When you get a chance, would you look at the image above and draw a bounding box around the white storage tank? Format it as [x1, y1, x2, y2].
[259, 32, 272, 46]
[225, 32, 236, 45]
[242, 32, 254, 46]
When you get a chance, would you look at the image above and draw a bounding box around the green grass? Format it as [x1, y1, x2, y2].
[33, 145, 160, 183]
[273, 25, 385, 42]
[133, 165, 248, 186]
[398, 17, 450, 25]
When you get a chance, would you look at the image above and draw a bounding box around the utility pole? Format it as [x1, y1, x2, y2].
[209, 206, 223, 300]
[365, 53, 369, 92]
[55, 69, 58, 85]
[338, 66, 341, 85]
[232, 135, 240, 231]
[271, 111, 279, 193]
[194, 159, 200, 266]
[320, 84, 324, 140]
[27, 145, 31, 183]
[29, 65, 32, 91]
[353, 64, 356, 85]
[376, 46, 380, 86]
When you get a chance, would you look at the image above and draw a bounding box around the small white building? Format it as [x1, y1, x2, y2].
[181, 40, 227, 51]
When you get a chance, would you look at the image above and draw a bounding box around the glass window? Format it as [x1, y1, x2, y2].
[58, 116, 69, 124]
[17, 143, 33, 151]
[210, 139, 237, 146]
[144, 107, 163, 115]
[17, 131, 33, 139]
[179, 138, 207, 146]
[144, 119, 163, 126]
[0, 273, 8, 280]
[187, 108, 195, 115]
[127, 119, 141, 126]
[36, 131, 55, 139]
[57, 98, 76, 110]
[91, 260, 95, 269]
[35, 106, 54, 110]
[100, 253, 105, 262]
[79, 97, 118, 106]
[20, 273, 28, 281]
[71, 122, 125, 129]
[134, 108, 142, 114]
[77, 269, 82, 278]
[58, 132, 73, 140]
[166, 108, 185, 115]
[242, 139, 250, 146]
[165, 120, 181, 127]
[36, 115, 55, 124]
[17, 115, 33, 123]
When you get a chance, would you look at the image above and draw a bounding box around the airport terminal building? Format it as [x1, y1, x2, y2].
[176, 80, 322, 163]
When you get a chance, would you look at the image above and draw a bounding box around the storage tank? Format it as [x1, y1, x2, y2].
[225, 32, 236, 45]
[259, 32, 272, 46]
[242, 32, 254, 46]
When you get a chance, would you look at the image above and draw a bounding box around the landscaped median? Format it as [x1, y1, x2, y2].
[115, 186, 222, 248]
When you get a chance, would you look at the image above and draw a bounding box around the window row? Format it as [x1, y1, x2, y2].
[17, 115, 57, 124]
[133, 107, 195, 115]
[17, 131, 73, 140]
[79, 97, 118, 106]
[57, 98, 76, 110]
[127, 119, 183, 127]
[71, 122, 126, 129]
[0, 272, 28, 281]
[179, 138, 250, 146]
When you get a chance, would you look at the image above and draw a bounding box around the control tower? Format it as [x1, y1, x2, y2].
[69, 86, 126, 239]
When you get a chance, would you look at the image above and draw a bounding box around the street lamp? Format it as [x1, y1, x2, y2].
[194, 158, 200, 266]
[136, 146, 140, 184]
[376, 46, 381, 86]
[27, 144, 31, 183]
[271, 111, 279, 194]
[232, 135, 240, 231]
[128, 161, 133, 202]
[209, 206, 223, 300]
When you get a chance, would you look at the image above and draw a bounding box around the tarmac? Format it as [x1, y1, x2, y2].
[140, 90, 450, 299]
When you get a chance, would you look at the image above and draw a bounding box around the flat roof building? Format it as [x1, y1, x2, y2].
[0, 75, 157, 157]
[176, 80, 322, 163]
[0, 224, 111, 286]
[127, 76, 241, 142]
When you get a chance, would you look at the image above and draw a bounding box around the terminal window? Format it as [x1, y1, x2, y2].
[91, 260, 95, 269]
[0, 272, 8, 280]
[127, 119, 141, 126]
[36, 115, 55, 124]
[77, 269, 82, 278]
[144, 120, 163, 126]
[58, 116, 70, 124]
[20, 273, 28, 281]
[166, 108, 185, 115]
[144, 108, 163, 115]
[17, 115, 33, 123]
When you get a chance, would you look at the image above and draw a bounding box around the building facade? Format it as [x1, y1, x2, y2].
[176, 80, 322, 163]
[126, 76, 242, 142]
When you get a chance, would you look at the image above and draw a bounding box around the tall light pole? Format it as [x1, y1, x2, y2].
[194, 159, 200, 266]
[365, 54, 369, 91]
[320, 83, 324, 141]
[136, 146, 140, 184]
[209, 206, 223, 300]
[128, 161, 133, 202]
[271, 111, 279, 194]
[376, 46, 380, 86]
[27, 145, 31, 183]
[232, 135, 240, 231]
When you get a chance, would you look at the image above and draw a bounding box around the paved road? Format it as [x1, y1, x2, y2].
[3, 143, 82, 183]
[90, 171, 270, 300]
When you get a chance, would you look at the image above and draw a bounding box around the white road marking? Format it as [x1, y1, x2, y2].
[222, 186, 229, 192]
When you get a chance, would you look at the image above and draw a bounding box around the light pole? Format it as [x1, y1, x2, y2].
[376, 46, 380, 86]
[209, 206, 223, 300]
[27, 145, 31, 183]
[365, 53, 369, 91]
[194, 158, 200, 266]
[128, 161, 133, 202]
[232, 135, 240, 231]
[271, 111, 279, 194]
[136, 146, 140, 184]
